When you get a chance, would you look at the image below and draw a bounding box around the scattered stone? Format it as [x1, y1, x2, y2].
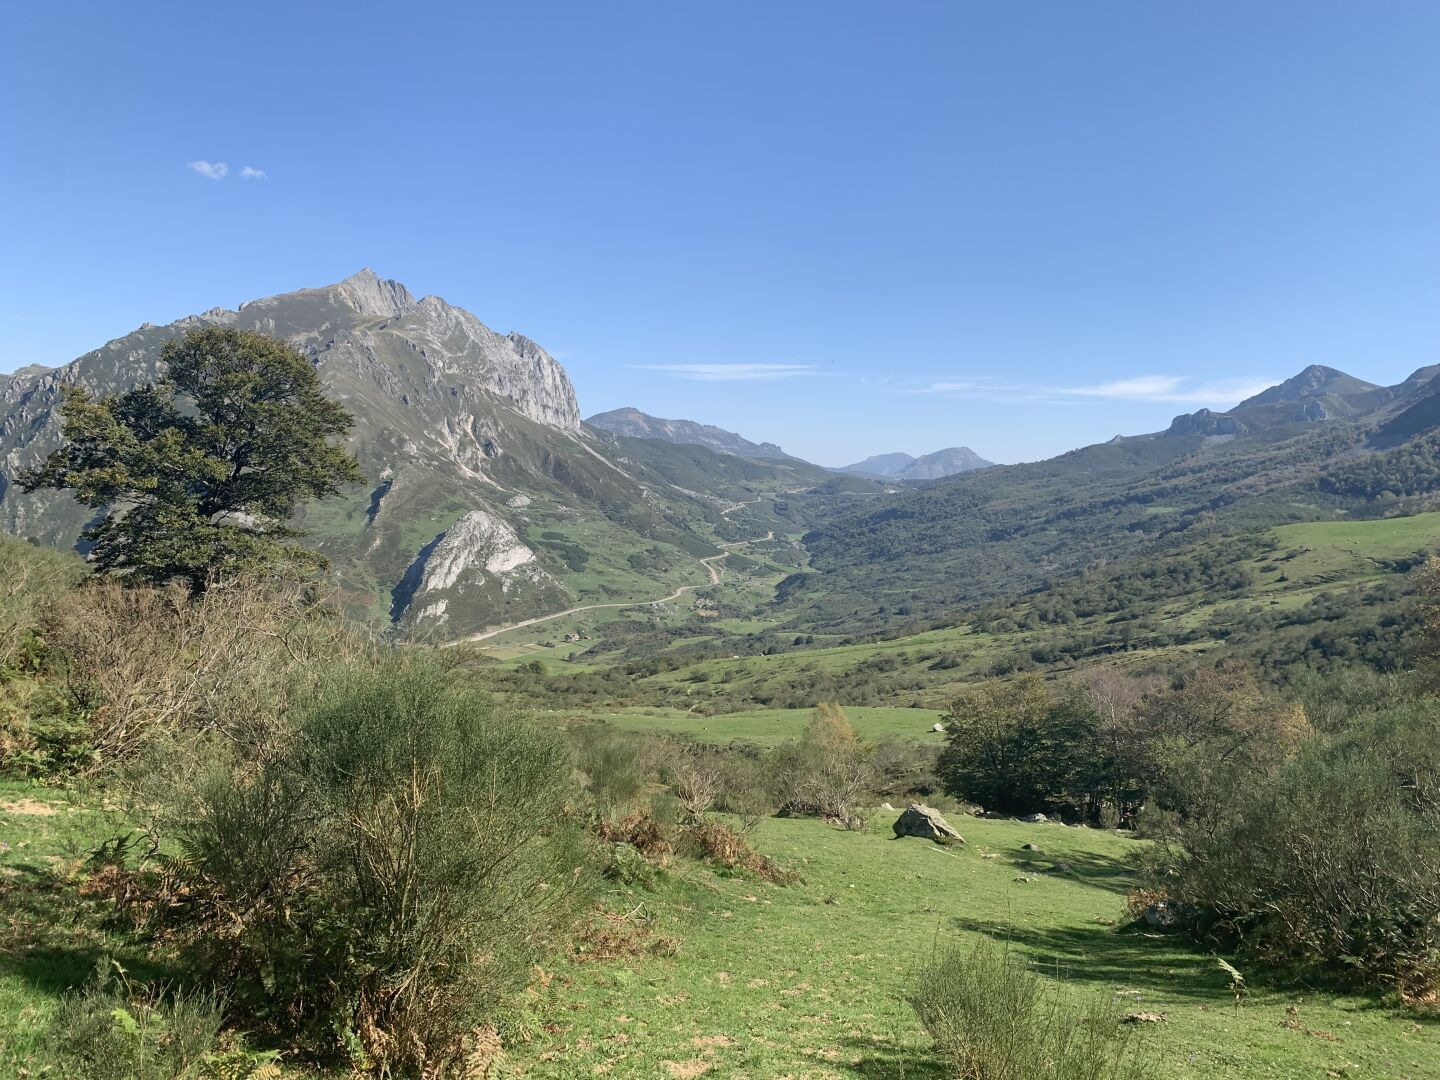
[892, 803, 965, 844]
[1021, 813, 1048, 824]
[1022, 842, 1041, 851]
[1051, 861, 1074, 873]
[931, 722, 945, 733]
[1122, 1012, 1167, 1024]
[505, 493, 532, 508]
[880, 802, 895, 811]
[1143, 901, 1179, 929]
[975, 810, 1008, 819]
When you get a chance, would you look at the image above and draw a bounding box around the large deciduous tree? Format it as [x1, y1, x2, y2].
[22, 327, 362, 592]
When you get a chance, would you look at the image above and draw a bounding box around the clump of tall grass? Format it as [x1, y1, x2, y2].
[906, 940, 1149, 1080]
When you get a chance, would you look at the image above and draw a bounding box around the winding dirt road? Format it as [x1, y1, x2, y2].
[449, 529, 776, 646]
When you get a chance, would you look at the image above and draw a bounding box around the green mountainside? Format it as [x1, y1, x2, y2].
[786, 365, 1440, 634]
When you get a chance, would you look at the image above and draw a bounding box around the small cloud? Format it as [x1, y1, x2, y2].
[187, 160, 229, 181]
[635, 363, 818, 382]
[1063, 374, 1277, 404]
[239, 165, 267, 180]
[907, 373, 1276, 408]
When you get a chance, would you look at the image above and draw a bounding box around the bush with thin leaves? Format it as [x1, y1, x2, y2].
[906, 940, 1149, 1080]
[174, 658, 588, 1076]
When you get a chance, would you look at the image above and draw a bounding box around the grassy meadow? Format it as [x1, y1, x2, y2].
[5, 776, 1435, 1079]
[513, 813, 1435, 1078]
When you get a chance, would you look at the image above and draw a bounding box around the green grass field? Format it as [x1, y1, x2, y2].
[597, 706, 947, 746]
[509, 812, 1439, 1078]
[3, 780, 1436, 1078]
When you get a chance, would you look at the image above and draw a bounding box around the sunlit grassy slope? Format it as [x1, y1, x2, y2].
[486, 511, 1439, 738]
[4, 785, 1437, 1077]
[511, 813, 1440, 1079]
[598, 705, 946, 746]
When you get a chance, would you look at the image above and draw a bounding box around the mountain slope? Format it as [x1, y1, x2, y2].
[786, 365, 1440, 634]
[585, 407, 795, 460]
[0, 271, 831, 639]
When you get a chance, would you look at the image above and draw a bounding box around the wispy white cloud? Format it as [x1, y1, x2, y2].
[907, 373, 1276, 407]
[239, 165, 267, 180]
[187, 160, 229, 181]
[635, 363, 818, 382]
[1063, 374, 1276, 403]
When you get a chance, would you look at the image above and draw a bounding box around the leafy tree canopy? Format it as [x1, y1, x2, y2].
[22, 327, 362, 592]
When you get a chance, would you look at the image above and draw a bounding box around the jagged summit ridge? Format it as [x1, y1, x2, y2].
[333, 268, 416, 319]
[1166, 363, 1428, 439]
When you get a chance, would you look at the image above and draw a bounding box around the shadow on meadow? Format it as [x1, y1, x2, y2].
[837, 1035, 950, 1079]
[946, 914, 1229, 1004]
[999, 842, 1142, 895]
[0, 861, 178, 1000]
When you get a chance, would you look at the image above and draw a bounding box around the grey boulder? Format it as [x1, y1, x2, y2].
[892, 803, 965, 843]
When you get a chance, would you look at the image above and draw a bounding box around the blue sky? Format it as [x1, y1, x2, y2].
[3, 2, 1438, 465]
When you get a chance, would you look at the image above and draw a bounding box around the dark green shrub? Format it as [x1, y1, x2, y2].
[1164, 702, 1440, 997]
[175, 658, 587, 1076]
[906, 939, 1148, 1080]
[936, 678, 1108, 819]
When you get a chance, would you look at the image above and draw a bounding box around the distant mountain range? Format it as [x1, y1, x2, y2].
[586, 408, 794, 460]
[585, 409, 997, 484]
[838, 447, 994, 481]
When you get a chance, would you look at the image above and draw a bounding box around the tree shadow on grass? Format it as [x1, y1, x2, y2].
[1001, 845, 1141, 895]
[0, 863, 178, 999]
[947, 915, 1231, 1005]
[838, 1036, 950, 1079]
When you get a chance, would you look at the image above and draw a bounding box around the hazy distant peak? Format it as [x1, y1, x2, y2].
[586, 407, 792, 459]
[839, 447, 992, 480]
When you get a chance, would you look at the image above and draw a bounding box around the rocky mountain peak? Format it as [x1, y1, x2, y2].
[1238, 365, 1379, 409]
[333, 268, 416, 319]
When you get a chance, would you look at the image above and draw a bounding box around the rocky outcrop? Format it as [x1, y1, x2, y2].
[391, 507, 560, 630]
[333, 268, 416, 318]
[419, 509, 538, 591]
[892, 803, 965, 843]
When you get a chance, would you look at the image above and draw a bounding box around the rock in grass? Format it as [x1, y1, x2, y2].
[892, 804, 965, 844]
